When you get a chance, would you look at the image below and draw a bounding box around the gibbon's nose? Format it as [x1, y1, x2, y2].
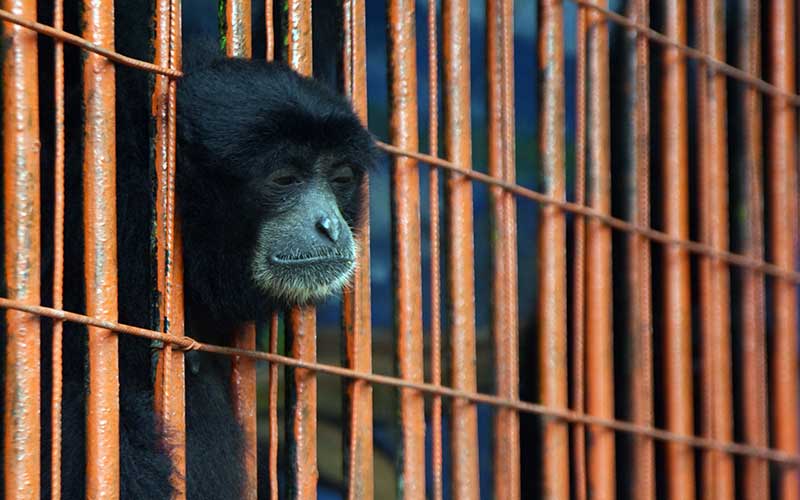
[316, 214, 341, 243]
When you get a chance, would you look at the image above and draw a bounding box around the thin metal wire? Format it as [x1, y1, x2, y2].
[566, 0, 800, 106]
[1, 297, 799, 467]
[0, 8, 181, 77]
[375, 142, 800, 283]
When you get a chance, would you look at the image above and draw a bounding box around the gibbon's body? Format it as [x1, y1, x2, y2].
[0, 4, 376, 500]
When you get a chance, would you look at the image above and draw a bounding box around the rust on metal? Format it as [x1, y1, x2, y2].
[738, 1, 768, 498]
[387, 0, 426, 497]
[267, 313, 279, 500]
[224, 3, 258, 496]
[660, 2, 696, 496]
[82, 0, 121, 495]
[2, 0, 41, 496]
[5, 295, 800, 466]
[226, 0, 251, 57]
[442, 1, 480, 498]
[768, 1, 799, 498]
[287, 0, 312, 77]
[51, 0, 66, 496]
[568, 0, 800, 105]
[626, 0, 654, 498]
[695, 2, 734, 497]
[572, 6, 588, 500]
[427, 1, 443, 499]
[537, 1, 568, 499]
[487, 0, 519, 498]
[265, 0, 274, 61]
[585, 1, 615, 498]
[377, 142, 800, 283]
[341, 1, 374, 498]
[285, 2, 318, 497]
[0, 8, 181, 77]
[152, 0, 186, 496]
[287, 307, 318, 498]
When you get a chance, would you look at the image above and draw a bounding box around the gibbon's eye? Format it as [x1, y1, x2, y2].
[331, 166, 356, 186]
[268, 169, 302, 187]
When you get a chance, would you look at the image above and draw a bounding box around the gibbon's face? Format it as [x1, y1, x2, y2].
[177, 57, 378, 316]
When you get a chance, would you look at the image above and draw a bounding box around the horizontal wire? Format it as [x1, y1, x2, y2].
[1, 295, 799, 466]
[2, 4, 796, 103]
[376, 141, 800, 284]
[0, 9, 182, 77]
[568, 0, 800, 106]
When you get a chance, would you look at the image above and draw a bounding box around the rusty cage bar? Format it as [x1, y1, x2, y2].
[2, 0, 800, 499]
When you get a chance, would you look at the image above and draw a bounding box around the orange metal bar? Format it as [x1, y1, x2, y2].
[442, 1, 479, 498]
[51, 0, 66, 496]
[341, 1, 374, 498]
[738, 1, 768, 498]
[264, 8, 278, 499]
[487, 1, 519, 498]
[224, 3, 258, 497]
[695, 2, 735, 497]
[287, 307, 318, 498]
[585, 1, 615, 498]
[386, 0, 426, 497]
[152, 0, 186, 497]
[267, 313, 279, 500]
[82, 0, 120, 495]
[427, 1, 443, 500]
[626, 1, 654, 498]
[572, 6, 588, 500]
[285, 2, 317, 497]
[2, 0, 41, 496]
[537, 1, 569, 499]
[660, 2, 696, 497]
[265, 0, 274, 61]
[226, 0, 251, 57]
[768, 2, 799, 499]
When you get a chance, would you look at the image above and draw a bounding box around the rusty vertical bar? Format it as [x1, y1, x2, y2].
[442, 1, 479, 498]
[153, 0, 185, 495]
[2, 0, 41, 496]
[427, 2, 443, 500]
[264, 8, 278, 500]
[224, 3, 258, 497]
[267, 313, 279, 500]
[82, 0, 120, 495]
[572, 7, 587, 500]
[660, 1, 695, 498]
[585, 1, 615, 498]
[341, 0, 374, 498]
[226, 0, 251, 57]
[537, 1, 568, 499]
[695, 2, 735, 498]
[285, 2, 317, 497]
[386, 0, 426, 497]
[626, 0, 654, 498]
[768, 1, 799, 499]
[738, 1, 768, 498]
[286, 308, 318, 498]
[51, 0, 66, 496]
[487, 0, 519, 498]
[265, 0, 274, 61]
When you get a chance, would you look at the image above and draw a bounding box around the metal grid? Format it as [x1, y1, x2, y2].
[1, 0, 799, 499]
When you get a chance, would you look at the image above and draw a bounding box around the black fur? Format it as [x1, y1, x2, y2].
[0, 2, 377, 498]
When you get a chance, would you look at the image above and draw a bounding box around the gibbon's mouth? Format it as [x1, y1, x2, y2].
[269, 252, 354, 265]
